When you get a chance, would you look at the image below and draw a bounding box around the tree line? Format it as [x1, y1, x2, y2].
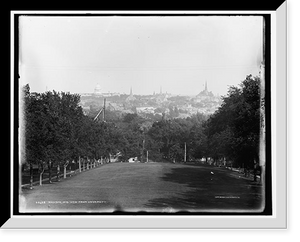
[204, 75, 261, 169]
[21, 74, 261, 175]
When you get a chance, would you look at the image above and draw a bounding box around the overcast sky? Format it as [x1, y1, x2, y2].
[19, 15, 263, 96]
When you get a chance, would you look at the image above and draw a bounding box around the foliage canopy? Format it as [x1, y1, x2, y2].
[22, 74, 261, 169]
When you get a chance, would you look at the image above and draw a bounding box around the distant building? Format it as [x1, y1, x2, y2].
[80, 93, 93, 97]
[91, 83, 120, 97]
[126, 87, 136, 102]
[136, 106, 155, 114]
[94, 83, 102, 96]
[102, 92, 120, 97]
[106, 102, 123, 111]
[196, 81, 214, 101]
[79, 83, 221, 117]
[153, 87, 169, 103]
[155, 94, 167, 103]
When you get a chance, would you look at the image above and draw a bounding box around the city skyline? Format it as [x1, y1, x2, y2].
[90, 81, 219, 96]
[19, 15, 263, 96]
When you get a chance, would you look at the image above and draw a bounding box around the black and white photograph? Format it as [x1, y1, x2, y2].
[17, 14, 269, 215]
[4, 6, 283, 224]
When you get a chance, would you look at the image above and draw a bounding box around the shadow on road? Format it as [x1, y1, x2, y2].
[144, 165, 263, 213]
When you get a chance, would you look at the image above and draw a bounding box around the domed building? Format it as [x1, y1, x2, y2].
[94, 83, 102, 96]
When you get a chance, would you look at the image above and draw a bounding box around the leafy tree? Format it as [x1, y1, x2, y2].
[22, 75, 260, 173]
[123, 113, 139, 123]
[169, 143, 183, 161]
[147, 119, 189, 161]
[23, 86, 85, 169]
[204, 75, 260, 168]
[189, 122, 208, 160]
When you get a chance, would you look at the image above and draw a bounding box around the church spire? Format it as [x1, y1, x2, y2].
[205, 81, 208, 92]
[126, 86, 136, 102]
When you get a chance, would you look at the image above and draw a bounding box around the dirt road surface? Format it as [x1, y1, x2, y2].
[20, 162, 263, 213]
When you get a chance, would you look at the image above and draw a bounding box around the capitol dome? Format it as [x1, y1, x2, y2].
[94, 83, 102, 95]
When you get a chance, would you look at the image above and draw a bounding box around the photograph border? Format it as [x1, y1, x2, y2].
[4, 2, 287, 229]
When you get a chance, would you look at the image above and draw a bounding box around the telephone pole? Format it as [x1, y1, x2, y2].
[184, 142, 187, 163]
[103, 98, 106, 121]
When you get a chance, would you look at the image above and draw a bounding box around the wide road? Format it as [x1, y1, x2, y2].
[20, 162, 263, 213]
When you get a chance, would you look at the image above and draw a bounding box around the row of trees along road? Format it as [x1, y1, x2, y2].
[21, 74, 261, 185]
[21, 84, 123, 186]
[203, 75, 261, 170]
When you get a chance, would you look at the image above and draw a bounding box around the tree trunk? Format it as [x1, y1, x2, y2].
[64, 166, 67, 179]
[39, 171, 44, 186]
[29, 163, 33, 189]
[57, 165, 60, 181]
[79, 157, 82, 172]
[69, 164, 72, 177]
[48, 161, 52, 184]
[39, 162, 45, 186]
[63, 160, 69, 179]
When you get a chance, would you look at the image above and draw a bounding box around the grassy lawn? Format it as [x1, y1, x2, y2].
[20, 162, 263, 213]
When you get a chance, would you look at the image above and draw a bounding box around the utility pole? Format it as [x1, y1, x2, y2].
[103, 98, 106, 121]
[141, 139, 145, 162]
[184, 142, 187, 163]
